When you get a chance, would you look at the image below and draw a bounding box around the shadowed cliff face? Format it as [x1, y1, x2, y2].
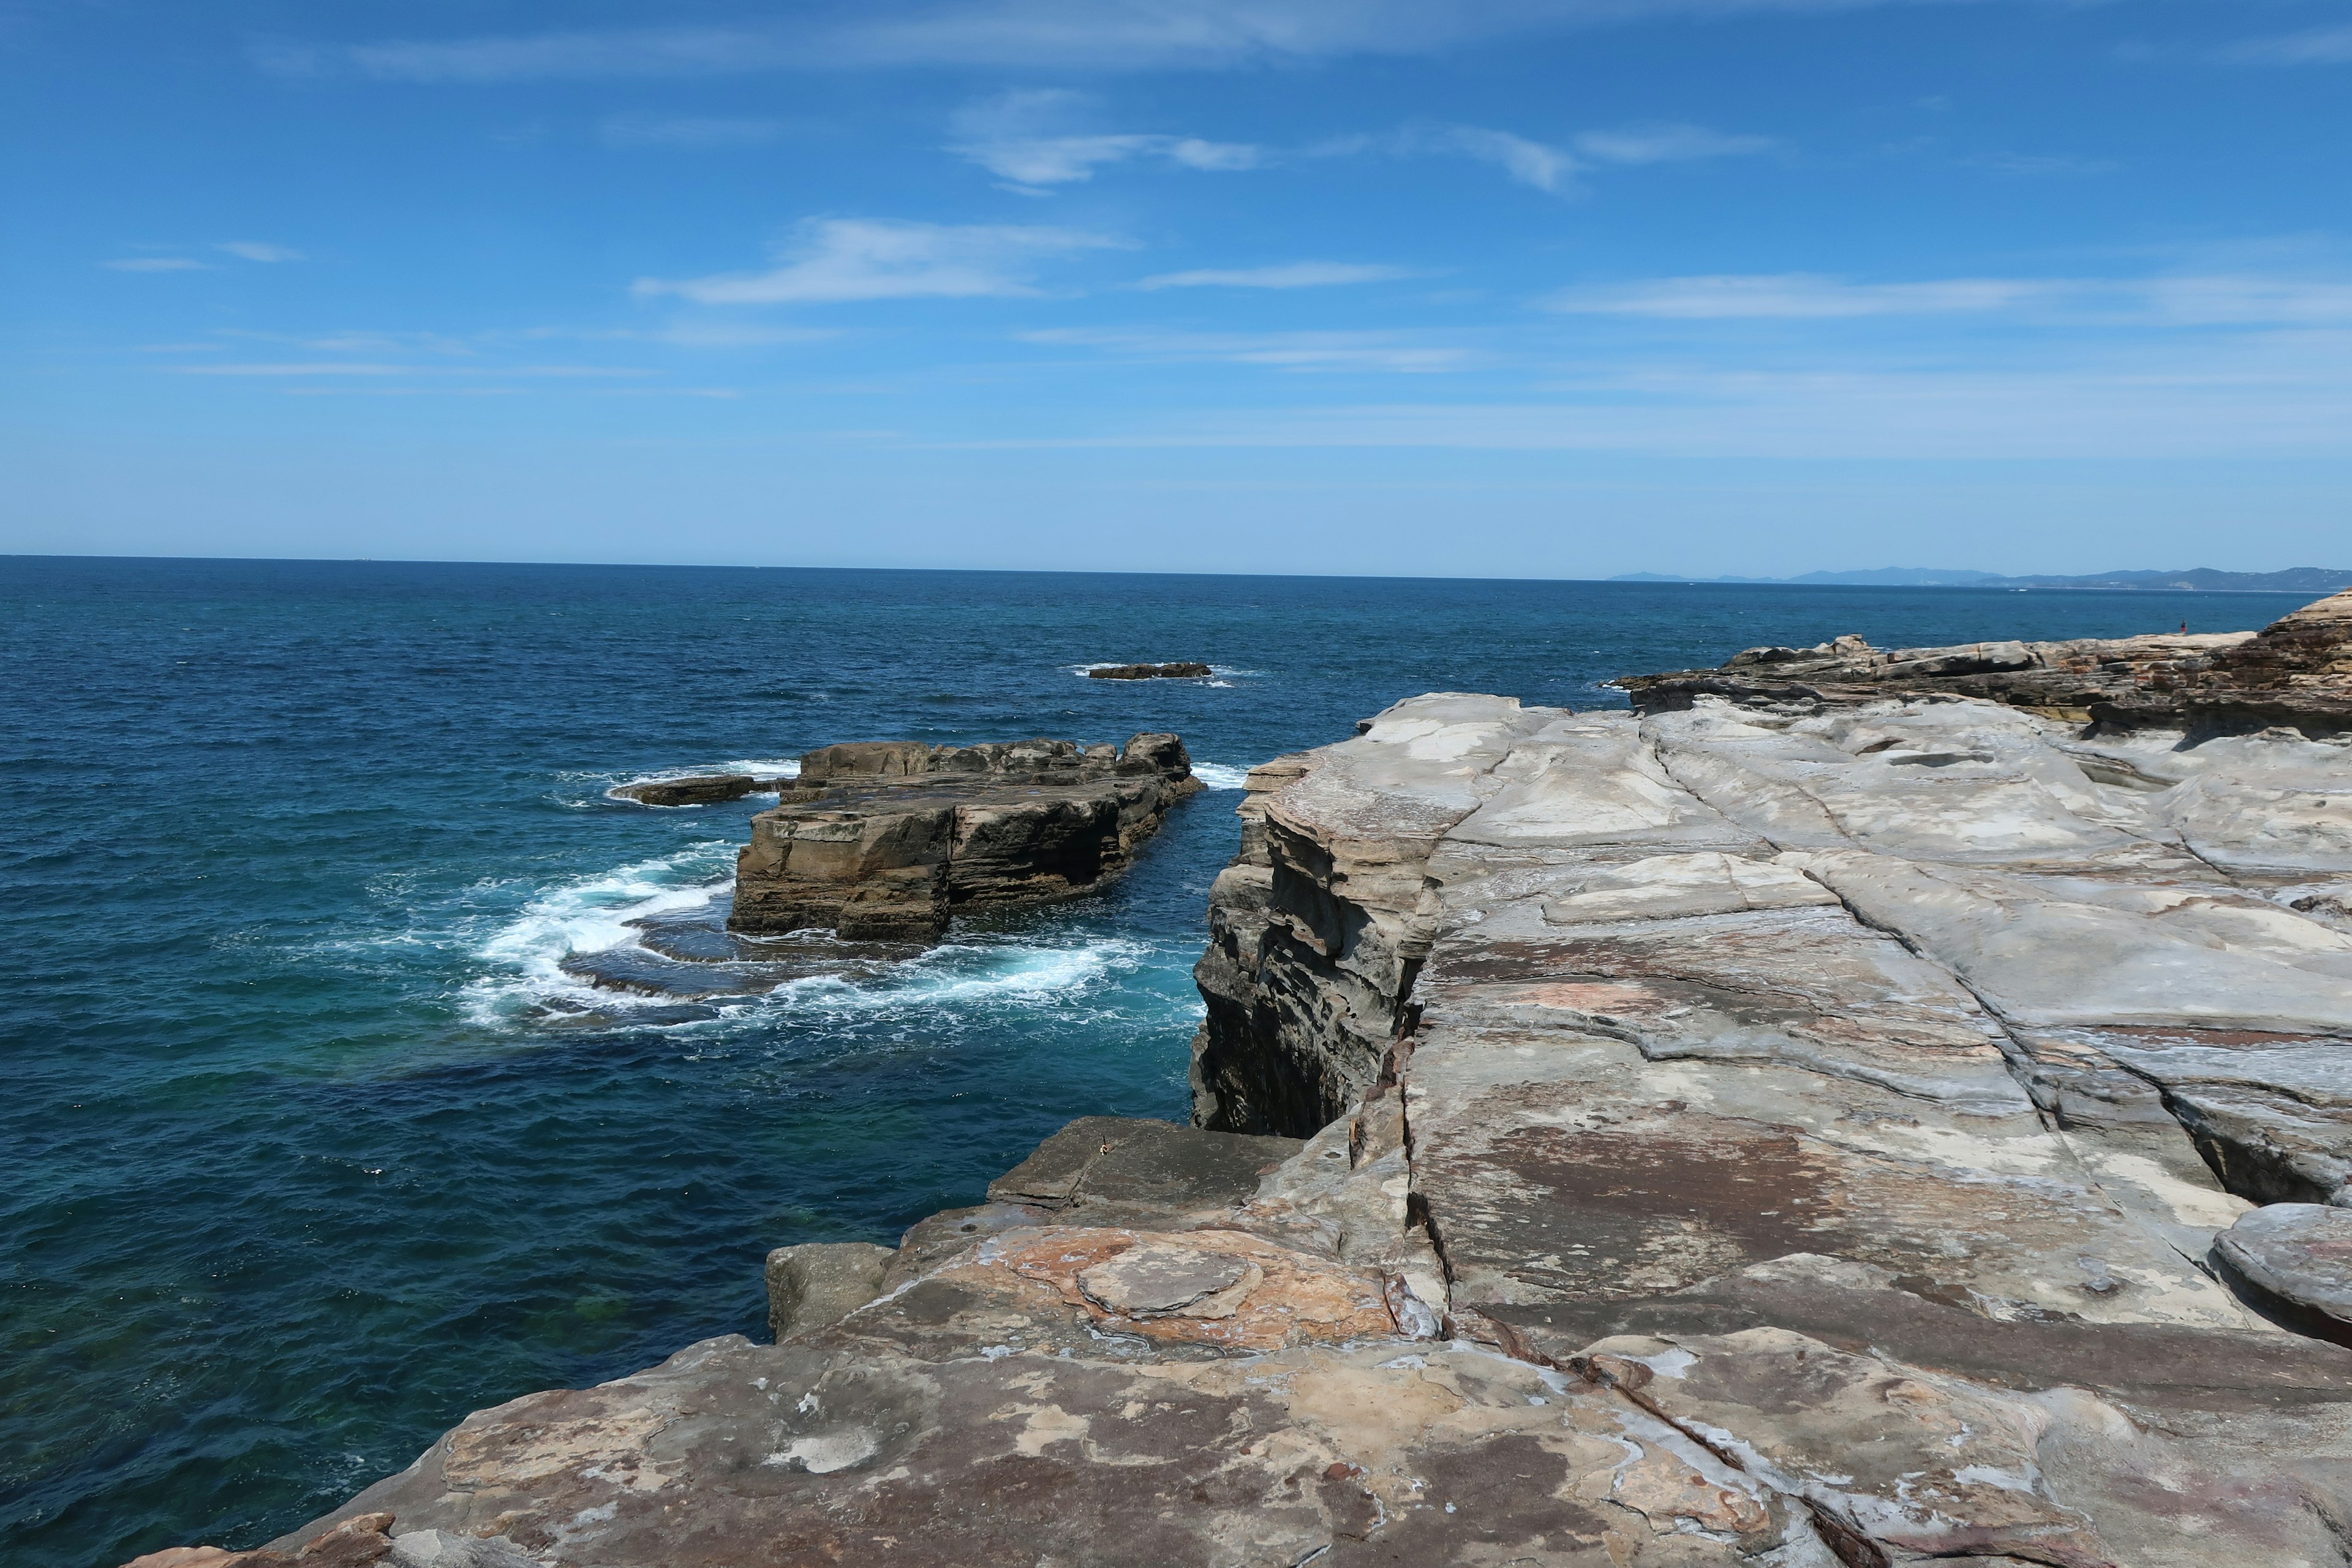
[127, 598, 2352, 1568]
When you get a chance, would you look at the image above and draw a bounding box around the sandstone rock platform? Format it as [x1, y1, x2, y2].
[728, 733, 1205, 941]
[133, 598, 2352, 1567]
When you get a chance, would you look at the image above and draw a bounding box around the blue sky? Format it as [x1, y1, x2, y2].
[4, 0, 2350, 577]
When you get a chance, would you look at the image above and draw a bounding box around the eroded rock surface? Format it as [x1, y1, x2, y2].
[135, 600, 2352, 1567]
[1621, 586, 2352, 737]
[729, 732, 1204, 940]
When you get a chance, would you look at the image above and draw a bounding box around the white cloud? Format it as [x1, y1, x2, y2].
[272, 0, 1985, 83]
[2218, 26, 2352, 66]
[633, 217, 1130, 304]
[1542, 270, 2352, 325]
[969, 333, 2352, 459]
[1573, 122, 1775, 164]
[104, 257, 207, 273]
[1136, 262, 1417, 290]
[217, 241, 306, 263]
[600, 116, 790, 149]
[1025, 327, 1481, 372]
[948, 91, 1258, 187]
[2139, 276, 2352, 326]
[1415, 124, 1578, 192]
[1545, 273, 2057, 317]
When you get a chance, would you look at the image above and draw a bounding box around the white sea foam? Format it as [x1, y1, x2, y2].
[769, 938, 1148, 1016]
[461, 842, 734, 1023]
[1190, 763, 1250, 790]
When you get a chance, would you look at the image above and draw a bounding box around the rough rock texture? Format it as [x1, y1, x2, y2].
[131, 601, 2352, 1567]
[729, 732, 1204, 940]
[2217, 1204, 2352, 1342]
[611, 774, 765, 807]
[765, 1243, 896, 1342]
[1087, 662, 1214, 680]
[1621, 586, 2352, 736]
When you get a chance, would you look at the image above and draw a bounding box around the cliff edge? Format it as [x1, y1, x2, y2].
[130, 600, 2352, 1567]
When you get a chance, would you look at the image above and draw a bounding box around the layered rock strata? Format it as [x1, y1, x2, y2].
[1620, 585, 2352, 736]
[134, 611, 2352, 1567]
[728, 733, 1203, 940]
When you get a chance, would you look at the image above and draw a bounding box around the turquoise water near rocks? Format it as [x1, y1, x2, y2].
[0, 556, 2312, 1566]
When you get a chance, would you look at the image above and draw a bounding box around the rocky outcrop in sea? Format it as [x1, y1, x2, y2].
[728, 733, 1204, 940]
[130, 596, 2352, 1567]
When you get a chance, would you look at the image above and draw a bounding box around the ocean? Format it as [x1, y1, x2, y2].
[0, 556, 2313, 1566]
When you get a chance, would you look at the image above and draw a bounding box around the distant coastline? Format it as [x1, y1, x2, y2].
[1610, 565, 2352, 592]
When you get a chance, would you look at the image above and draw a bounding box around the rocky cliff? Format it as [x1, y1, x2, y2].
[729, 732, 1203, 940]
[131, 603, 2352, 1567]
[1620, 585, 2352, 736]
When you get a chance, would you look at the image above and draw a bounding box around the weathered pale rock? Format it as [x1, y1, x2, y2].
[765, 1242, 895, 1342]
[2217, 1203, 2352, 1338]
[384, 1531, 537, 1568]
[729, 731, 1204, 940]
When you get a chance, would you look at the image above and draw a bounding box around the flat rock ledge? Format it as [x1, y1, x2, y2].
[728, 732, 1204, 941]
[131, 598, 2352, 1567]
[1618, 584, 2352, 737]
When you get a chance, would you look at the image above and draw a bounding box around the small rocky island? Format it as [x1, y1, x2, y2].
[729, 733, 1204, 940]
[134, 594, 2352, 1568]
[1087, 661, 1213, 680]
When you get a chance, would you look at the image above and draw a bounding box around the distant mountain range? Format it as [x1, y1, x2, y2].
[1607, 567, 2352, 592]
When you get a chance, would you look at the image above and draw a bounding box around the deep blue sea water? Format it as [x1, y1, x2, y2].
[0, 556, 2314, 1567]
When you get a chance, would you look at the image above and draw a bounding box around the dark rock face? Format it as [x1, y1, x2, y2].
[1087, 662, 1213, 680]
[609, 774, 760, 806]
[728, 733, 1204, 940]
[1620, 586, 2352, 737]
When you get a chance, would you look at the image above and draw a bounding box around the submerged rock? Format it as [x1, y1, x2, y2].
[729, 731, 1205, 941]
[1087, 662, 1213, 680]
[609, 773, 761, 806]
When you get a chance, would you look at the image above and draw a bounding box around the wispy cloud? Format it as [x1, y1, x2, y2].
[1025, 327, 1482, 373]
[104, 257, 208, 273]
[263, 0, 1983, 83]
[1543, 270, 2352, 324]
[217, 241, 306, 263]
[600, 116, 790, 150]
[1384, 119, 1768, 192]
[1545, 273, 2059, 317]
[170, 363, 650, 378]
[2217, 25, 2352, 66]
[1572, 121, 1776, 164]
[948, 91, 1257, 189]
[1135, 262, 1417, 290]
[634, 217, 1131, 305]
[1412, 124, 1579, 192]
